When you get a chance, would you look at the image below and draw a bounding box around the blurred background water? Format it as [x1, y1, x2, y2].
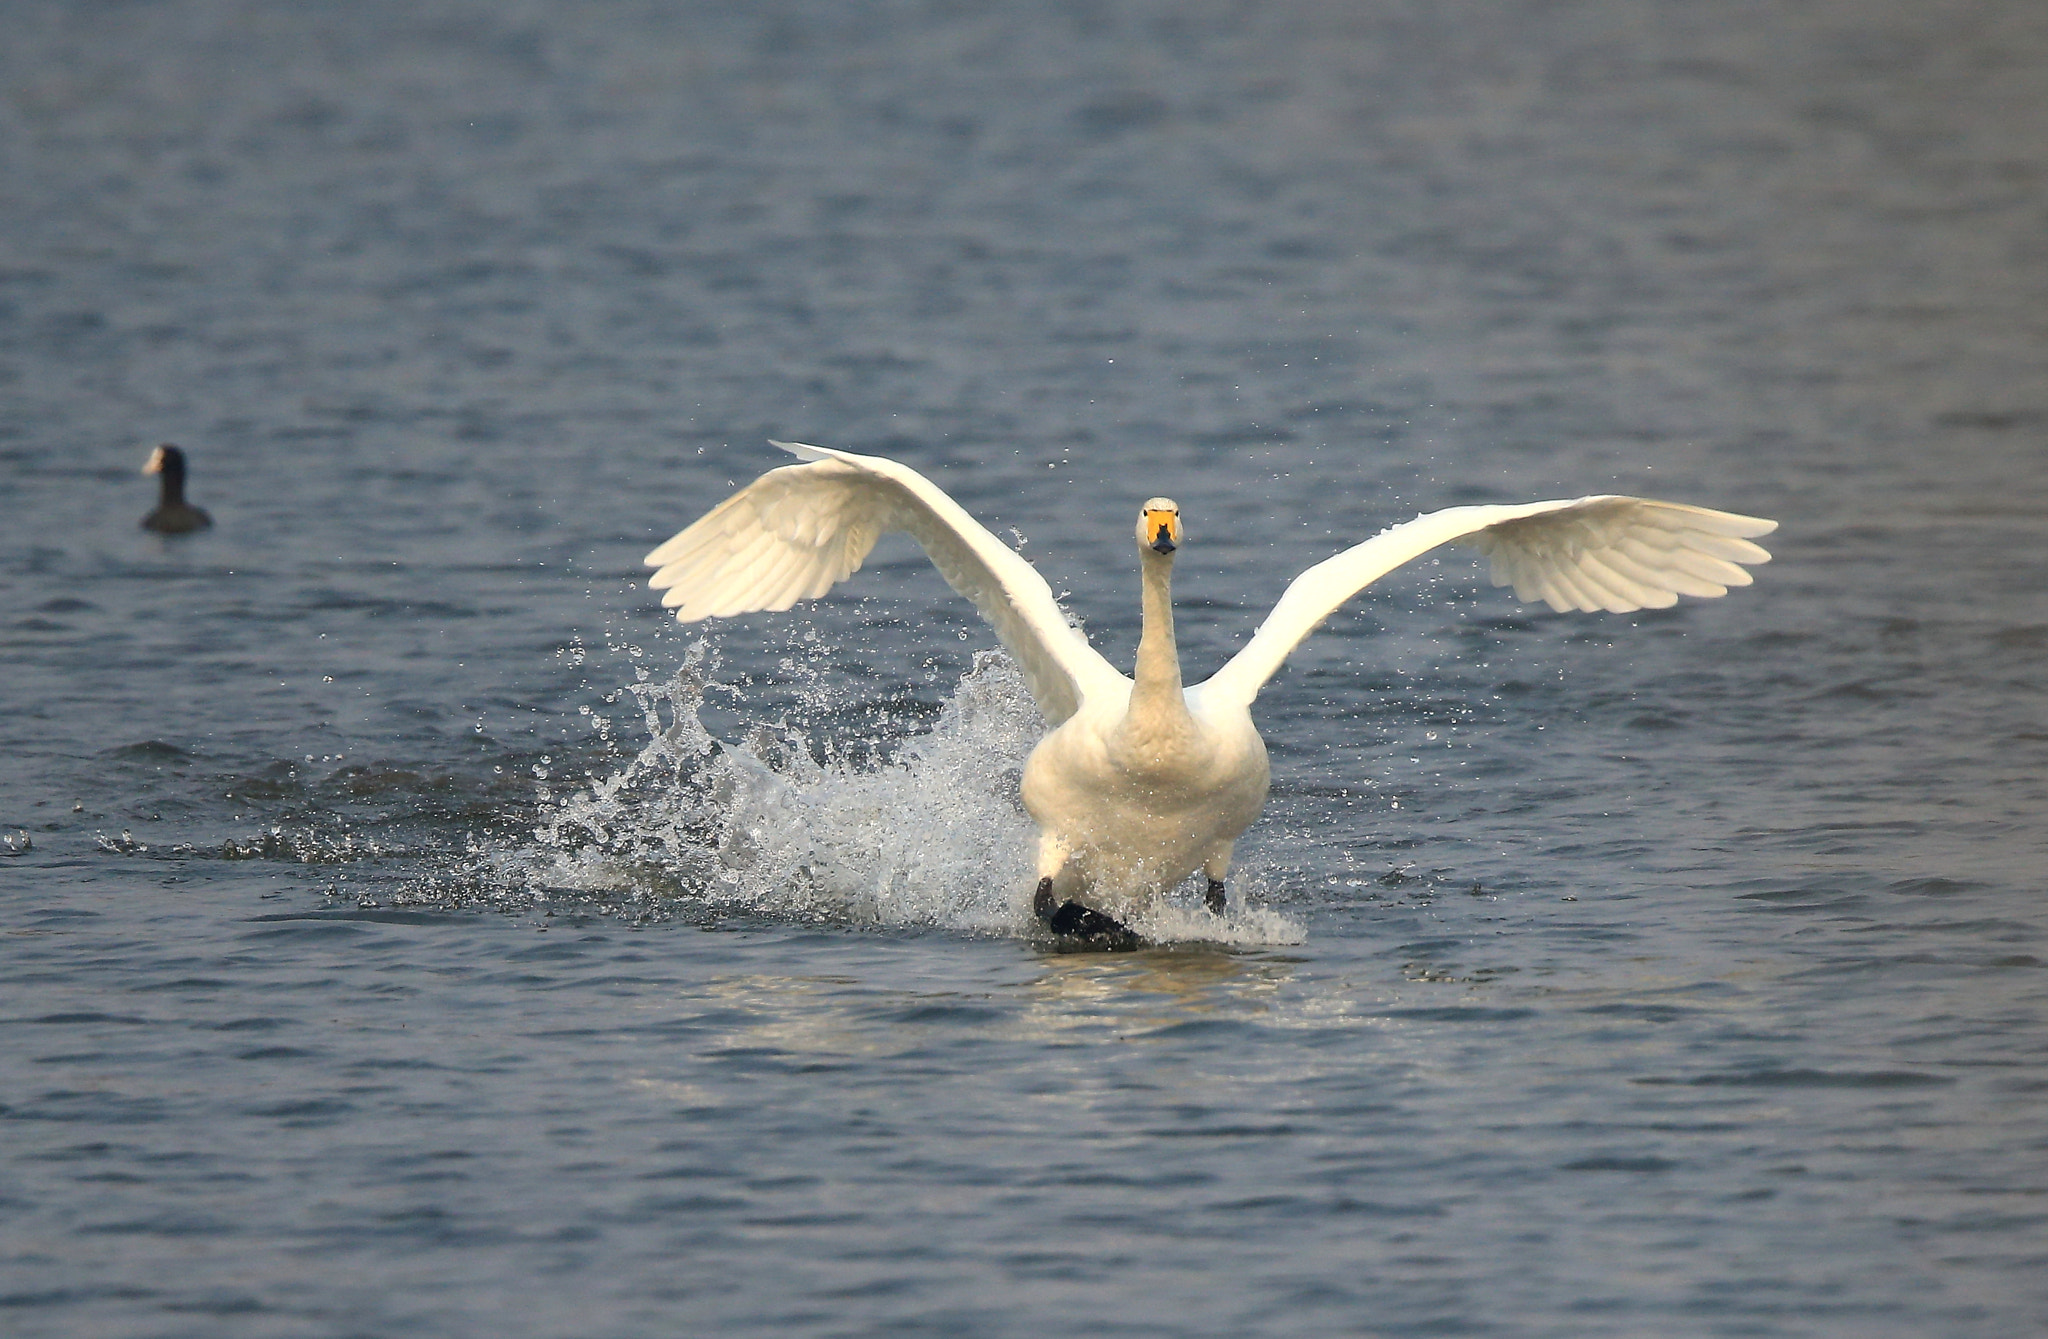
[3, 1, 2046, 1334]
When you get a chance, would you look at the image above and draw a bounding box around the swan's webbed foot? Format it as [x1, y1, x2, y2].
[1205, 879, 1227, 915]
[1047, 900, 1138, 947]
[1033, 876, 1140, 951]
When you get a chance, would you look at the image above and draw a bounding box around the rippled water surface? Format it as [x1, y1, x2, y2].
[4, 2, 2047, 1335]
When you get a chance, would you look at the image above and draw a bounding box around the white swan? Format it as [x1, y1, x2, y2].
[647, 442, 1776, 945]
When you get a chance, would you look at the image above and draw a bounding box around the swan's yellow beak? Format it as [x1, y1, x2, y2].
[1142, 503, 1181, 555]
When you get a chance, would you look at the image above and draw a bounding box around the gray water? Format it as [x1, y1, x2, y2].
[4, 2, 2046, 1334]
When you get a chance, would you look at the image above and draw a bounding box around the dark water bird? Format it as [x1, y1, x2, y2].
[140, 444, 212, 534]
[647, 442, 1777, 947]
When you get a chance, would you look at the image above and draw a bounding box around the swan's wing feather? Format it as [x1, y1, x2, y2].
[1199, 495, 1776, 706]
[1477, 497, 1775, 613]
[646, 442, 1120, 723]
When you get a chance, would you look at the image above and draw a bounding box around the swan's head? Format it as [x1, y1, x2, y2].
[1137, 498, 1182, 555]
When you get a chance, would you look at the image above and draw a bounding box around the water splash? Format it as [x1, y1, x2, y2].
[490, 641, 1305, 946]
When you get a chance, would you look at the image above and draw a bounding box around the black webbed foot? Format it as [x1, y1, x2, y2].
[1033, 877, 1140, 951]
[1205, 879, 1227, 915]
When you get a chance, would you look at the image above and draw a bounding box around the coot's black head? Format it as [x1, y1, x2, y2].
[143, 443, 187, 487]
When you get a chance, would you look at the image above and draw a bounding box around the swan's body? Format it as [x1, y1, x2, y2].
[1017, 504, 1270, 914]
[647, 442, 1776, 938]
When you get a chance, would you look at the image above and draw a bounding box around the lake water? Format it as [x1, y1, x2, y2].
[4, 2, 2046, 1334]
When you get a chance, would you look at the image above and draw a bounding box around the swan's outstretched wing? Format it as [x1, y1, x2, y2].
[1198, 496, 1777, 707]
[646, 442, 1121, 723]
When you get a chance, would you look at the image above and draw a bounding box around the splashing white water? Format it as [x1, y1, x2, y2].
[496, 642, 1304, 946]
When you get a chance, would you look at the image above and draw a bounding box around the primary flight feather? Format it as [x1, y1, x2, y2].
[647, 442, 1776, 944]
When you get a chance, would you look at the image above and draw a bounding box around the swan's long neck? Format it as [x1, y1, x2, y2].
[1119, 548, 1196, 773]
[1133, 548, 1183, 705]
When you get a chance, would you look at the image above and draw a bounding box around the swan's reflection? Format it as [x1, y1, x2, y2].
[1023, 945, 1303, 1038]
